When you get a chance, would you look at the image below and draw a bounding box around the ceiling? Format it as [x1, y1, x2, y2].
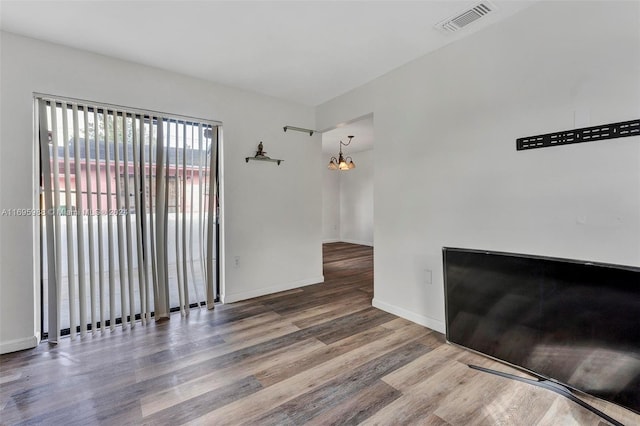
[0, 0, 535, 107]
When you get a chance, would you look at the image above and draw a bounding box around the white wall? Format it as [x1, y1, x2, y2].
[317, 1, 640, 333]
[0, 32, 323, 353]
[322, 167, 340, 242]
[340, 148, 373, 246]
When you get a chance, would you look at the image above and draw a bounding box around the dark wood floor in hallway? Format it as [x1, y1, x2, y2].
[1, 242, 637, 425]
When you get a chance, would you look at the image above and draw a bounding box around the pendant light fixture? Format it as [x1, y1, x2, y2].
[327, 135, 356, 170]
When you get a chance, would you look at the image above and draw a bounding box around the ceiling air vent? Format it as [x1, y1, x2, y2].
[436, 1, 496, 34]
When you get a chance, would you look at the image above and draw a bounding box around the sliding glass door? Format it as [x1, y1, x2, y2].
[37, 96, 220, 342]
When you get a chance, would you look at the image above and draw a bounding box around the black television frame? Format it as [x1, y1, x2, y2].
[442, 247, 640, 425]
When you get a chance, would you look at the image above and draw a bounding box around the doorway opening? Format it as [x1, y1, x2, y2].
[321, 114, 374, 247]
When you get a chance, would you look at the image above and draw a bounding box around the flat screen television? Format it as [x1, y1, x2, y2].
[443, 247, 640, 416]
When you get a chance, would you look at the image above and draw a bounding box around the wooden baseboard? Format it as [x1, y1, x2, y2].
[222, 275, 325, 303]
[372, 298, 445, 334]
[0, 335, 39, 354]
[340, 239, 373, 247]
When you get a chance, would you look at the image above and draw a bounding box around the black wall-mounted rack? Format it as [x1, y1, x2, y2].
[517, 119, 639, 151]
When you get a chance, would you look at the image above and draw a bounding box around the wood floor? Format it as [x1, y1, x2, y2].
[1, 242, 638, 425]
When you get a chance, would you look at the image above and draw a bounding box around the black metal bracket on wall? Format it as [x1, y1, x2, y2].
[516, 119, 639, 151]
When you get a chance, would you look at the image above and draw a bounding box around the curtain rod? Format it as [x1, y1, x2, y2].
[33, 92, 222, 126]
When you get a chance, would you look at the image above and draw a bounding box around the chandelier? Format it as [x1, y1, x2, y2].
[327, 135, 356, 170]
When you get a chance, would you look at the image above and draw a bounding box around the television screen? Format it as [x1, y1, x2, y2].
[443, 247, 640, 414]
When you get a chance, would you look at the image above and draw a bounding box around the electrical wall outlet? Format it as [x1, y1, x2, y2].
[234, 256, 240, 268]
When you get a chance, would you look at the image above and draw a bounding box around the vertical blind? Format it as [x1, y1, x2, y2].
[37, 96, 219, 342]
